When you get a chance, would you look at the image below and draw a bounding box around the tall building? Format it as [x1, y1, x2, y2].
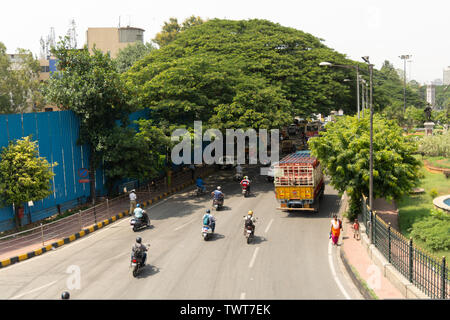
[444, 66, 450, 85]
[426, 84, 436, 109]
[86, 27, 144, 58]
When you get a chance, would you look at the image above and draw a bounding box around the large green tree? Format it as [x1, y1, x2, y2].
[44, 39, 133, 203]
[0, 43, 43, 114]
[0, 136, 56, 229]
[126, 19, 360, 131]
[309, 115, 422, 219]
[153, 16, 205, 48]
[115, 42, 156, 73]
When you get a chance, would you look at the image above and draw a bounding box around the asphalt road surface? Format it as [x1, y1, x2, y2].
[0, 166, 362, 299]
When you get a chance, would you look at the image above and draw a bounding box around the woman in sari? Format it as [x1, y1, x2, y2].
[330, 215, 342, 246]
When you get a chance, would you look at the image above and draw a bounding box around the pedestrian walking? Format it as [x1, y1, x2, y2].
[129, 189, 137, 216]
[352, 219, 360, 240]
[330, 215, 343, 246]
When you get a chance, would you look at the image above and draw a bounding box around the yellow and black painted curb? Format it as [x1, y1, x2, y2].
[0, 173, 210, 269]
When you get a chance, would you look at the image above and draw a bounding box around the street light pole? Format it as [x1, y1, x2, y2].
[362, 56, 374, 211]
[399, 55, 412, 113]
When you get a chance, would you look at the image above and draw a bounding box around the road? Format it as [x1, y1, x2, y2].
[0, 166, 361, 299]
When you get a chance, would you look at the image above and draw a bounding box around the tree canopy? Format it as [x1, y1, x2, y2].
[115, 42, 156, 73]
[0, 136, 56, 228]
[125, 19, 364, 130]
[309, 115, 422, 219]
[0, 42, 43, 114]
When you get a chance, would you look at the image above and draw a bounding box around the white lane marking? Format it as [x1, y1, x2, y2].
[264, 219, 274, 234]
[174, 219, 195, 231]
[9, 280, 57, 299]
[248, 247, 260, 269]
[328, 241, 351, 300]
[240, 292, 246, 299]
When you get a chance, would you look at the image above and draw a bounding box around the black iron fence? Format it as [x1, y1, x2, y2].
[361, 197, 449, 299]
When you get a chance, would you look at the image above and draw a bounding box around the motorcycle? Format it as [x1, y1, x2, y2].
[245, 225, 254, 244]
[202, 225, 213, 241]
[196, 186, 206, 196]
[212, 197, 224, 211]
[130, 249, 147, 277]
[130, 211, 150, 232]
[242, 185, 250, 197]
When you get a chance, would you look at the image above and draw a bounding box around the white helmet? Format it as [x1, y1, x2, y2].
[217, 186, 221, 190]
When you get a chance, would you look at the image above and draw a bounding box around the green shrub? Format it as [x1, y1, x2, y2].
[418, 131, 450, 157]
[429, 188, 438, 199]
[410, 209, 450, 251]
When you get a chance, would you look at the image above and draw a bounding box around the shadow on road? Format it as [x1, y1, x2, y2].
[248, 235, 267, 245]
[206, 233, 225, 242]
[135, 265, 160, 279]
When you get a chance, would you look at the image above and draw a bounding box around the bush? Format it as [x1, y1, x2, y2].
[418, 131, 450, 157]
[429, 188, 438, 199]
[410, 209, 450, 251]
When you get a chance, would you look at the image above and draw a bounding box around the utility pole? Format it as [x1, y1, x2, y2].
[362, 56, 374, 211]
[399, 55, 412, 113]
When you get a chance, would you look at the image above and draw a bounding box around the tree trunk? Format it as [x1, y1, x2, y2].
[13, 203, 20, 231]
[89, 147, 97, 205]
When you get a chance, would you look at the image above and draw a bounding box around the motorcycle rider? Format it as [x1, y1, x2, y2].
[202, 209, 216, 233]
[196, 176, 206, 193]
[240, 176, 251, 194]
[133, 203, 149, 225]
[211, 186, 224, 201]
[131, 237, 148, 265]
[243, 210, 256, 235]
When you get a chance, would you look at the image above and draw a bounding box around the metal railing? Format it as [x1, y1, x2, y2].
[0, 165, 214, 260]
[361, 196, 449, 299]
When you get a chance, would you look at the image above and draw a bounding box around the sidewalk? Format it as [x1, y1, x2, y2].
[339, 195, 404, 299]
[340, 220, 404, 299]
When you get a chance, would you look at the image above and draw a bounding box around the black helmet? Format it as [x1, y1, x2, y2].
[136, 237, 142, 243]
[206, 209, 210, 213]
[61, 291, 70, 300]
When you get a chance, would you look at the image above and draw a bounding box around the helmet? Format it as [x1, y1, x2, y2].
[136, 237, 142, 243]
[136, 203, 140, 208]
[217, 186, 221, 190]
[248, 210, 253, 215]
[206, 209, 210, 214]
[244, 176, 248, 180]
[61, 291, 70, 300]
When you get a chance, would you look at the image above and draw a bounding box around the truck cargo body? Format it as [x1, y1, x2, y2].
[274, 151, 324, 212]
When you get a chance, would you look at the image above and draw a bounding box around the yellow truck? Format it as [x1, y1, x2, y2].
[274, 150, 324, 212]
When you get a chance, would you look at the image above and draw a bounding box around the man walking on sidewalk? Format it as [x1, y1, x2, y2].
[129, 190, 137, 216]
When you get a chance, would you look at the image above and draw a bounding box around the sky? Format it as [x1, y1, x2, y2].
[1, 0, 448, 84]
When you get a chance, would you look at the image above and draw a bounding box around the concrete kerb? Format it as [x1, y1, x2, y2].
[0, 172, 206, 269]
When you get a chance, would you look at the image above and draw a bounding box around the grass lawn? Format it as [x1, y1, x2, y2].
[424, 156, 450, 170]
[397, 164, 450, 260]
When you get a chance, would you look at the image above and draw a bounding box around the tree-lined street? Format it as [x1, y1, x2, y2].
[0, 167, 360, 299]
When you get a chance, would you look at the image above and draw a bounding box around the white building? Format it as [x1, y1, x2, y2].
[444, 66, 450, 85]
[426, 84, 436, 108]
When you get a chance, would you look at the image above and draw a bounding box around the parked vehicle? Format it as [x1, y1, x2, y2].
[196, 186, 206, 196]
[274, 150, 324, 213]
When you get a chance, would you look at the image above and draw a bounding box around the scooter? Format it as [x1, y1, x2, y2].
[130, 211, 150, 232]
[202, 225, 213, 241]
[212, 197, 224, 211]
[242, 185, 250, 197]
